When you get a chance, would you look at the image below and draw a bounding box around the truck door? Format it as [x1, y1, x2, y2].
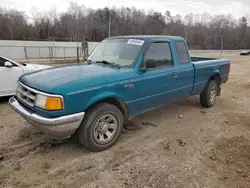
[134, 40, 181, 113]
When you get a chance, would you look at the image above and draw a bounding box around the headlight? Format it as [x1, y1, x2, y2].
[35, 94, 64, 111]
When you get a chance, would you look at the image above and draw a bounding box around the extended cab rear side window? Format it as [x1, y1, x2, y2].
[175, 41, 190, 64]
[144, 42, 173, 69]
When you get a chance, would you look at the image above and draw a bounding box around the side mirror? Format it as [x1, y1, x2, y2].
[5, 61, 13, 68]
[140, 59, 157, 72]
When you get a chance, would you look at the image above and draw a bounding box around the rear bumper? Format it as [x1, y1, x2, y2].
[9, 97, 85, 139]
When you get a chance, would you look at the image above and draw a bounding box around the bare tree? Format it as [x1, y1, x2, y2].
[0, 3, 249, 50]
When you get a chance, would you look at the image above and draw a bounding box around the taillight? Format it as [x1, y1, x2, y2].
[228, 63, 231, 73]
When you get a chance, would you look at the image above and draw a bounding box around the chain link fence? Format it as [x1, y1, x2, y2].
[0, 40, 100, 64]
[0, 39, 247, 65]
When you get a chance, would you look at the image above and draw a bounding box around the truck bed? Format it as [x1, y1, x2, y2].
[191, 57, 217, 62]
[191, 57, 230, 95]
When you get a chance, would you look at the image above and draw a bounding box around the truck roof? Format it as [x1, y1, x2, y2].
[109, 35, 185, 41]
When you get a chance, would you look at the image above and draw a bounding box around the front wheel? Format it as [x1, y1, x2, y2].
[200, 80, 218, 108]
[77, 103, 123, 152]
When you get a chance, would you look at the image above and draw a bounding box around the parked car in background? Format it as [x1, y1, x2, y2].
[9, 36, 230, 152]
[0, 55, 51, 97]
[240, 50, 250, 55]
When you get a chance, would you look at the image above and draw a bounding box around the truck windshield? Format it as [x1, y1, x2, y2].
[88, 38, 144, 67]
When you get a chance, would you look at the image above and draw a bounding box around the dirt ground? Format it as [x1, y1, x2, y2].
[1, 54, 250, 188]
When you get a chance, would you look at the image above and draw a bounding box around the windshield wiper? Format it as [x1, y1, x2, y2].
[96, 60, 121, 69]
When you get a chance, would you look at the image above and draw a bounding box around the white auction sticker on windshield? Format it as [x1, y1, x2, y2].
[127, 39, 144, 46]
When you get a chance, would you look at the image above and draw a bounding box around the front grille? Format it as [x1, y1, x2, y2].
[16, 83, 37, 107]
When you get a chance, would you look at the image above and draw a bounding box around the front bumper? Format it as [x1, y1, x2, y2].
[9, 97, 85, 139]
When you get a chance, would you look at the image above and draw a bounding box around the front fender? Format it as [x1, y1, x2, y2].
[84, 91, 120, 110]
[64, 83, 133, 117]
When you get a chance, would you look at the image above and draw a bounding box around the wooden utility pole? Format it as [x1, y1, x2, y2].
[108, 10, 111, 37]
[220, 35, 224, 54]
[76, 34, 79, 63]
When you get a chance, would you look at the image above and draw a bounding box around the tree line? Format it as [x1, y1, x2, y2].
[0, 2, 249, 49]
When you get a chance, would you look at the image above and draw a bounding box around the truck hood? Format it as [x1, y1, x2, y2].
[19, 63, 130, 93]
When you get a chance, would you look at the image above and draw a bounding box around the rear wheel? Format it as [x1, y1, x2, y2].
[200, 79, 217, 108]
[77, 103, 123, 152]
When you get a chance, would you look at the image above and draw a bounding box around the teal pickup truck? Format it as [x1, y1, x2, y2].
[9, 36, 230, 151]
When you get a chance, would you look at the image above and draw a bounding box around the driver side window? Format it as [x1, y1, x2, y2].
[0, 57, 6, 67]
[0, 57, 17, 67]
[144, 42, 173, 70]
[0, 57, 7, 67]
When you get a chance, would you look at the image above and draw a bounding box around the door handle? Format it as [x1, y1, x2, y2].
[172, 72, 178, 77]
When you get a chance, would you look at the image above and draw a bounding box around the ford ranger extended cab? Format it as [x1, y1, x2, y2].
[9, 36, 230, 151]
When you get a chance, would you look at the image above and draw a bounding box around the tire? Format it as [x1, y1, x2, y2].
[76, 103, 123, 152]
[200, 79, 217, 108]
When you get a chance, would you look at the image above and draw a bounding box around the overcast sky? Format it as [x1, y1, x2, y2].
[2, 0, 250, 18]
